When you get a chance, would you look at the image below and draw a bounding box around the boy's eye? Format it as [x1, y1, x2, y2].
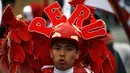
[54, 47, 60, 50]
[66, 46, 75, 51]
[67, 48, 73, 51]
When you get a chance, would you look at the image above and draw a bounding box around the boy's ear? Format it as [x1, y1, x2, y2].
[76, 50, 80, 59]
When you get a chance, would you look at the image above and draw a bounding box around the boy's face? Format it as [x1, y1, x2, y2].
[50, 39, 80, 71]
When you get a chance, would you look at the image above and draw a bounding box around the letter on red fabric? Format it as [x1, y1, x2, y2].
[44, 2, 67, 26]
[82, 20, 107, 40]
[28, 17, 52, 37]
[68, 4, 90, 28]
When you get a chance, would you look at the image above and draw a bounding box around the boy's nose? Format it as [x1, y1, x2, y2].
[59, 50, 66, 57]
[60, 52, 65, 57]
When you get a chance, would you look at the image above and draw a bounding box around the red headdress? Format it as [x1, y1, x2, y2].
[50, 22, 81, 47]
[0, 2, 116, 73]
[28, 1, 116, 73]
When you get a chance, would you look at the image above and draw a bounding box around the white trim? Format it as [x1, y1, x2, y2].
[84, 68, 94, 73]
[52, 32, 61, 38]
[71, 36, 79, 42]
[41, 65, 54, 71]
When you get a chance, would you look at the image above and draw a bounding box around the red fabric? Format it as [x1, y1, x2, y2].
[0, 56, 9, 73]
[22, 40, 34, 55]
[2, 5, 15, 24]
[9, 42, 25, 64]
[27, 55, 41, 69]
[17, 20, 31, 41]
[32, 32, 53, 65]
[2, 5, 17, 30]
[0, 42, 8, 60]
[91, 59, 104, 73]
[9, 64, 19, 73]
[18, 59, 34, 73]
[10, 30, 21, 43]
[102, 58, 114, 73]
[82, 39, 116, 73]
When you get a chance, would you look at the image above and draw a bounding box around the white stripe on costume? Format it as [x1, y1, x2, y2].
[84, 68, 94, 73]
[41, 65, 54, 71]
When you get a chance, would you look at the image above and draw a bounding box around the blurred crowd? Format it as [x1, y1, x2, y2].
[0, 0, 130, 73]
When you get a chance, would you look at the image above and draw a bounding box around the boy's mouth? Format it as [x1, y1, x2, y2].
[58, 59, 66, 64]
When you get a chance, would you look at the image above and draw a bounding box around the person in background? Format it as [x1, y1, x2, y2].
[23, 4, 43, 24]
[23, 3, 52, 27]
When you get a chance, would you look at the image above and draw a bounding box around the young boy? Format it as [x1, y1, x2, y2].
[41, 22, 93, 73]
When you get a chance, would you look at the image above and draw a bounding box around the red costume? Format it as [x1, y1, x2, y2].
[42, 64, 93, 73]
[0, 1, 116, 73]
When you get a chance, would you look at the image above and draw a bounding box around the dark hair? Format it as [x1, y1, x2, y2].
[50, 38, 79, 52]
[56, 0, 64, 8]
[0, 25, 6, 38]
[2, 0, 15, 7]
